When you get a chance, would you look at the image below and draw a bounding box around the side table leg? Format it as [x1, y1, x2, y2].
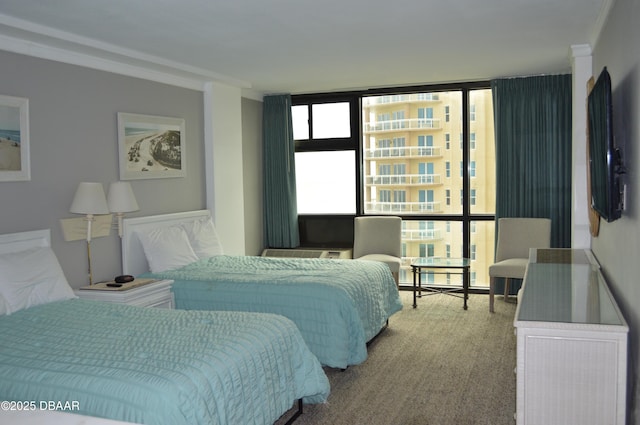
[412, 267, 417, 308]
[463, 266, 469, 310]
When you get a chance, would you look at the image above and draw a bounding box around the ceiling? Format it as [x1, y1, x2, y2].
[0, 0, 611, 97]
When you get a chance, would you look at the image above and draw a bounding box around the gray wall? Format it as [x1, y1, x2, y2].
[590, 0, 640, 421]
[0, 50, 206, 287]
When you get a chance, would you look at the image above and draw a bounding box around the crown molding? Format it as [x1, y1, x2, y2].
[590, 0, 616, 48]
[0, 13, 251, 92]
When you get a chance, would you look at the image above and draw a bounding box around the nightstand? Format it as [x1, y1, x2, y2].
[75, 278, 174, 308]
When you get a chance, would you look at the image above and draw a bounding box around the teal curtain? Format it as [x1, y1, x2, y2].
[491, 75, 572, 292]
[263, 94, 300, 248]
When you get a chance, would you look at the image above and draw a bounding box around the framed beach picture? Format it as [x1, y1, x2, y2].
[117, 112, 186, 180]
[0, 95, 30, 182]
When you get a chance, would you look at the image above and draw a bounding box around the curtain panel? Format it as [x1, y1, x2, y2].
[491, 75, 572, 293]
[491, 74, 572, 247]
[262, 95, 300, 248]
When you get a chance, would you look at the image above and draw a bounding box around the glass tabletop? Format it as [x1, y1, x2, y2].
[411, 257, 470, 268]
[515, 249, 626, 326]
[516, 262, 624, 326]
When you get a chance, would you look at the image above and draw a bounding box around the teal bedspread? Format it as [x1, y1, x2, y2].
[148, 256, 403, 369]
[0, 299, 329, 425]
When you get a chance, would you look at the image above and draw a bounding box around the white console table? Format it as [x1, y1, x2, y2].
[514, 249, 628, 425]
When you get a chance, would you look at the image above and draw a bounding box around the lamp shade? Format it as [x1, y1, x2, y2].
[70, 182, 110, 215]
[107, 181, 139, 213]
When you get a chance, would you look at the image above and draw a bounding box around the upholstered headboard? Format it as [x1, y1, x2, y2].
[121, 210, 211, 276]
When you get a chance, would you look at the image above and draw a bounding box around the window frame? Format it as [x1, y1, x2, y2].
[292, 81, 495, 278]
[292, 92, 361, 153]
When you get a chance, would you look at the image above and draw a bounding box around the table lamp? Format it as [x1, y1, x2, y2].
[107, 181, 139, 237]
[70, 182, 110, 284]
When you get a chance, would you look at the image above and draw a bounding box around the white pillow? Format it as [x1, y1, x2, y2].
[0, 246, 77, 315]
[182, 218, 224, 258]
[136, 225, 198, 273]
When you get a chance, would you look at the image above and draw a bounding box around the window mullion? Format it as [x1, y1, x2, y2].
[462, 89, 471, 260]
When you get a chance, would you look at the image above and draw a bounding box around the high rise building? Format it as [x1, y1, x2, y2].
[362, 90, 496, 286]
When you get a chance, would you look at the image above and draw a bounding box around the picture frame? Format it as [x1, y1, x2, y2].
[0, 95, 30, 182]
[117, 112, 186, 180]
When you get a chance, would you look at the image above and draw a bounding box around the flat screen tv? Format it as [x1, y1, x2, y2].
[587, 67, 624, 222]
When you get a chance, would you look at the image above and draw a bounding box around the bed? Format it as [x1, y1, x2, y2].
[0, 229, 330, 425]
[121, 210, 403, 369]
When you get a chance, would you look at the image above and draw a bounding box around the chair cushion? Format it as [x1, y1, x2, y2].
[355, 254, 401, 273]
[353, 216, 402, 258]
[495, 218, 551, 261]
[488, 258, 528, 279]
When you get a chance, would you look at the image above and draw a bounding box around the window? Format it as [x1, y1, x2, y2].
[394, 164, 406, 183]
[379, 138, 392, 156]
[292, 85, 495, 288]
[295, 151, 355, 214]
[418, 107, 434, 128]
[311, 103, 350, 138]
[394, 190, 406, 205]
[418, 190, 434, 212]
[291, 95, 359, 214]
[377, 112, 391, 130]
[291, 105, 309, 139]
[292, 101, 351, 139]
[379, 164, 391, 178]
[393, 137, 405, 156]
[420, 243, 435, 257]
[426, 271, 435, 284]
[418, 162, 434, 184]
[418, 135, 434, 151]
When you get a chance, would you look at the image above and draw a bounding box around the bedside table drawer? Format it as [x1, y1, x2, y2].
[124, 289, 174, 308]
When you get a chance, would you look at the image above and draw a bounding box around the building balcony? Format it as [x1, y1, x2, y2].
[364, 174, 442, 186]
[363, 93, 441, 107]
[363, 118, 441, 133]
[365, 201, 442, 213]
[364, 146, 442, 159]
[401, 228, 443, 242]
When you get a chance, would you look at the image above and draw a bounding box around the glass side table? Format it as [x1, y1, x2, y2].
[410, 257, 471, 310]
